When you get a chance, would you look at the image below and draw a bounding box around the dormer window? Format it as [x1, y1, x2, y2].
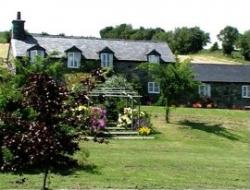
[100, 53, 113, 68]
[148, 55, 160, 64]
[67, 52, 81, 68]
[27, 44, 46, 63]
[99, 47, 114, 68]
[65, 46, 82, 69]
[30, 50, 45, 62]
[147, 49, 161, 64]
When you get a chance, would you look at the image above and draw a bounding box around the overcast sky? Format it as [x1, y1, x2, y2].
[1, 0, 249, 44]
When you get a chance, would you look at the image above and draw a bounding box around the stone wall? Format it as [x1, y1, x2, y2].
[208, 82, 250, 108]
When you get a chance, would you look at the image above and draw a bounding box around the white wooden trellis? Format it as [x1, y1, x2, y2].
[87, 86, 142, 128]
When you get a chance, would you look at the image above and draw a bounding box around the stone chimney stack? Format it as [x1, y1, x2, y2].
[12, 11, 25, 40]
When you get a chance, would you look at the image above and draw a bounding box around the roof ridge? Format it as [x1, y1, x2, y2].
[29, 33, 167, 44]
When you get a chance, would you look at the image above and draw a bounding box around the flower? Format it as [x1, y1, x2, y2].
[89, 107, 107, 131]
[138, 127, 151, 136]
[77, 105, 88, 111]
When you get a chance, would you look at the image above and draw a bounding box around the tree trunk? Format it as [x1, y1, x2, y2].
[165, 98, 170, 123]
[42, 168, 49, 190]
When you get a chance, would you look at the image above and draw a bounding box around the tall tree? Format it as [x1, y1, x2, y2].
[173, 27, 210, 54]
[152, 31, 175, 51]
[99, 25, 210, 54]
[0, 57, 80, 190]
[217, 26, 240, 55]
[238, 30, 250, 60]
[140, 60, 198, 123]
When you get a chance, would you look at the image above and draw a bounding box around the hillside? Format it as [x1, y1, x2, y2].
[0, 43, 9, 69]
[179, 50, 250, 64]
[0, 43, 8, 59]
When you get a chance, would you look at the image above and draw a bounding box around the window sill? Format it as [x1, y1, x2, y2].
[67, 66, 80, 69]
[242, 96, 250, 99]
[148, 92, 160, 94]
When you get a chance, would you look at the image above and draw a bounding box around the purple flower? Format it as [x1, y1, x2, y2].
[90, 107, 107, 130]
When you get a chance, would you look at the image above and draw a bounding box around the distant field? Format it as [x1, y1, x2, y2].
[0, 43, 8, 59]
[179, 50, 250, 64]
[0, 107, 249, 189]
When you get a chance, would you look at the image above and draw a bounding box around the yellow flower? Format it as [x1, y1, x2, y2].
[138, 127, 151, 136]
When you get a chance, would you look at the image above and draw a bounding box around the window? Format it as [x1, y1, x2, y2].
[30, 50, 45, 62]
[100, 53, 113, 68]
[148, 82, 160, 94]
[198, 84, 211, 97]
[242, 85, 250, 98]
[148, 55, 160, 64]
[67, 52, 81, 68]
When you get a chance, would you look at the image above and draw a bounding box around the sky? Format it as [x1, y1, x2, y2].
[1, 0, 250, 45]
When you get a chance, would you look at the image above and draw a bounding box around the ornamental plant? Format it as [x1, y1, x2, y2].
[138, 127, 151, 136]
[0, 72, 79, 190]
[117, 107, 152, 130]
[0, 57, 107, 190]
[89, 107, 107, 133]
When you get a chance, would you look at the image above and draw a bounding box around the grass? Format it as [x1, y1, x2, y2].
[179, 49, 250, 64]
[0, 107, 249, 189]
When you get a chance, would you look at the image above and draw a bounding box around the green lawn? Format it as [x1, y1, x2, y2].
[0, 107, 249, 189]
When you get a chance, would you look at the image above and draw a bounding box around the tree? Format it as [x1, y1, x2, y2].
[173, 27, 210, 54]
[99, 25, 210, 54]
[210, 42, 219, 52]
[140, 60, 198, 123]
[238, 30, 250, 60]
[0, 31, 11, 43]
[0, 57, 80, 190]
[217, 26, 240, 55]
[100, 24, 133, 39]
[152, 31, 175, 51]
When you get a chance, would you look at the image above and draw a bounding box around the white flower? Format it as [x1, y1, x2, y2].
[77, 105, 88, 111]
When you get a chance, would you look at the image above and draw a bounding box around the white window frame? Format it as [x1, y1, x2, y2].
[148, 55, 160, 64]
[198, 83, 211, 97]
[148, 82, 160, 94]
[30, 50, 45, 62]
[242, 85, 250, 98]
[100, 53, 113, 68]
[67, 52, 81, 69]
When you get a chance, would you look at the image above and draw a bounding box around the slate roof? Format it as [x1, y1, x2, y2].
[11, 34, 175, 62]
[191, 63, 250, 83]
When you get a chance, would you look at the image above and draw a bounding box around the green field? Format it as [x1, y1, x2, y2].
[0, 107, 249, 189]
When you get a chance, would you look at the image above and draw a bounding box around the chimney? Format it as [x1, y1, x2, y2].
[12, 12, 25, 40]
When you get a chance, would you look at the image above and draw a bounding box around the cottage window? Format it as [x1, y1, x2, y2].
[29, 50, 45, 62]
[67, 52, 81, 68]
[198, 84, 211, 97]
[148, 82, 160, 94]
[242, 85, 250, 98]
[148, 55, 160, 64]
[100, 53, 113, 68]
